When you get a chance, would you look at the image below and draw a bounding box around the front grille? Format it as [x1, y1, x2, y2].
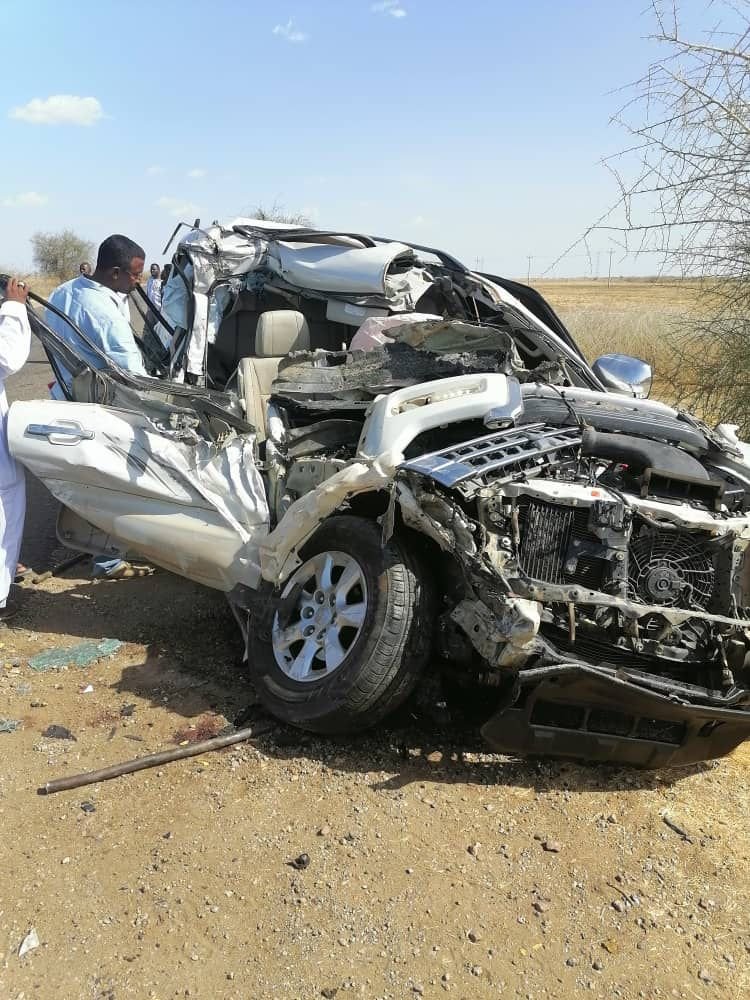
[517, 498, 602, 589]
[402, 423, 582, 496]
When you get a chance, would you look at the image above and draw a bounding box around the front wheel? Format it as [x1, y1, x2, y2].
[248, 515, 433, 734]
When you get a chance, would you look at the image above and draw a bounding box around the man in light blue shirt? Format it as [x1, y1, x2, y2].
[47, 234, 148, 396]
[46, 234, 153, 579]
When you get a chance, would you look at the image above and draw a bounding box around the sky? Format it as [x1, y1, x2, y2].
[0, 0, 727, 278]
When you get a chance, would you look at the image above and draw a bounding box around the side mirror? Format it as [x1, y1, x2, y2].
[592, 353, 652, 399]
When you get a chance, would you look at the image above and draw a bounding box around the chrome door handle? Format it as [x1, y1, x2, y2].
[26, 422, 95, 445]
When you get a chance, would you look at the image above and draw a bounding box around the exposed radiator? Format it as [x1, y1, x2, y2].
[517, 498, 602, 589]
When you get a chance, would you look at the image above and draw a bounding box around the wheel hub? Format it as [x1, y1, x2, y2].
[271, 551, 368, 682]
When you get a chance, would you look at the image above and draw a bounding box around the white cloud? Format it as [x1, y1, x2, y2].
[10, 95, 104, 126]
[2, 191, 48, 208]
[273, 17, 308, 43]
[146, 165, 166, 176]
[371, 0, 407, 17]
[187, 168, 207, 179]
[156, 196, 199, 218]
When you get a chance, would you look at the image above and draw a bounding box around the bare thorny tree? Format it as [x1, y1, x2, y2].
[604, 0, 750, 430]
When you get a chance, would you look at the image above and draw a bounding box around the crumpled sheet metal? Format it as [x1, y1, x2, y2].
[28, 638, 122, 672]
[451, 598, 542, 668]
[259, 456, 396, 584]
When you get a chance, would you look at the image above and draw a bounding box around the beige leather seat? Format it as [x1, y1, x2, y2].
[238, 310, 310, 439]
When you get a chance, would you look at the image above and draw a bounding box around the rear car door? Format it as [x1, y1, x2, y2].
[9, 398, 269, 592]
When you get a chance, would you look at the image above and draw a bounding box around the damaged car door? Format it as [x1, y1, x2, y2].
[8, 296, 270, 592]
[9, 399, 269, 591]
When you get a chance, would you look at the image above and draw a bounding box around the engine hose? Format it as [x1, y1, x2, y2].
[581, 427, 710, 480]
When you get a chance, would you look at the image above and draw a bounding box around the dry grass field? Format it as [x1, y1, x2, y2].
[534, 279, 703, 404]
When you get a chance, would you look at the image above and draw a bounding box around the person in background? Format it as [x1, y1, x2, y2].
[46, 235, 153, 581]
[79, 261, 91, 276]
[146, 262, 162, 312]
[0, 277, 32, 622]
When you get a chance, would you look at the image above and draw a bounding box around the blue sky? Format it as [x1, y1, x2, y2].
[0, 0, 721, 277]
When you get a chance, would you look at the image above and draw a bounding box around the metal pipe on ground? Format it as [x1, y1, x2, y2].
[38, 721, 273, 795]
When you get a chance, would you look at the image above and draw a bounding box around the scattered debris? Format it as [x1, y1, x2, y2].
[80, 801, 96, 814]
[542, 839, 562, 853]
[42, 724, 76, 741]
[173, 714, 229, 744]
[28, 638, 122, 672]
[119, 703, 136, 718]
[122, 734, 145, 743]
[0, 718, 21, 733]
[18, 928, 39, 958]
[80, 684, 94, 694]
[468, 841, 481, 858]
[39, 721, 273, 795]
[30, 701, 47, 708]
[50, 552, 88, 577]
[661, 811, 693, 843]
[288, 853, 311, 871]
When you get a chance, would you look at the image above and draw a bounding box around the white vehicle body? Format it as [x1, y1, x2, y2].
[8, 221, 750, 766]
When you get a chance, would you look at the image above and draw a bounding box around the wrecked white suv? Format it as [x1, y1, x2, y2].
[9, 218, 750, 767]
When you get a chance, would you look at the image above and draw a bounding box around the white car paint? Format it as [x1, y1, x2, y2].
[8, 400, 269, 591]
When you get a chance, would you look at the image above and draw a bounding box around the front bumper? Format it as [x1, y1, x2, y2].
[481, 663, 750, 767]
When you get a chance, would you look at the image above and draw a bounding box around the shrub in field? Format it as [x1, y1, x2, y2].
[606, 0, 750, 433]
[31, 229, 94, 281]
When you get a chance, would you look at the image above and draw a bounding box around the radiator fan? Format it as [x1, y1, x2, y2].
[628, 530, 715, 610]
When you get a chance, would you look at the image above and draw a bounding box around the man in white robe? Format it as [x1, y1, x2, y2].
[0, 277, 31, 621]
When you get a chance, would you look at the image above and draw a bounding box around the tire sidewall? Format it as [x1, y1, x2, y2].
[250, 517, 410, 725]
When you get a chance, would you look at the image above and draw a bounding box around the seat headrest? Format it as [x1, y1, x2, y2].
[255, 310, 311, 357]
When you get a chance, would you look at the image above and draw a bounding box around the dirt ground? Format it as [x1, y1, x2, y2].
[1, 349, 749, 1000]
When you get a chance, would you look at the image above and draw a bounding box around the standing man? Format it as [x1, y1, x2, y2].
[47, 234, 148, 392]
[0, 277, 32, 621]
[46, 234, 152, 580]
[146, 262, 162, 311]
[79, 261, 91, 276]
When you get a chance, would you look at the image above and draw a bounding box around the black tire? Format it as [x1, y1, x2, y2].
[248, 515, 434, 735]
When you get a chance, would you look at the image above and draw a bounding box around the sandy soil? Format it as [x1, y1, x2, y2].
[1, 355, 749, 1000]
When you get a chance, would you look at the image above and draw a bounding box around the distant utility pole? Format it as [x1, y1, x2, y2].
[607, 249, 614, 288]
[527, 255, 532, 284]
